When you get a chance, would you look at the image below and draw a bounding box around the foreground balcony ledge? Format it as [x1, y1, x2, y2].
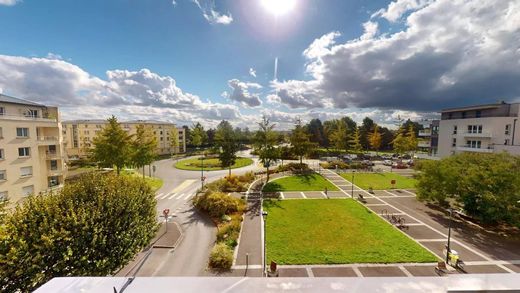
[0, 113, 58, 123]
[456, 146, 494, 153]
[461, 131, 493, 138]
[35, 274, 520, 293]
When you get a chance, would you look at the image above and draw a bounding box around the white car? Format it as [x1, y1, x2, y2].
[383, 160, 393, 166]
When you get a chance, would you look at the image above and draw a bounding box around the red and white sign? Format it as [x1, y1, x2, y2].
[163, 209, 170, 217]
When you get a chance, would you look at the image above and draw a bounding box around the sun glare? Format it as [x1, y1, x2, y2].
[261, 0, 297, 16]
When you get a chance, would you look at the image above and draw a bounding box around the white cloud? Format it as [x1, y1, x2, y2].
[249, 68, 257, 78]
[191, 0, 233, 25]
[272, 0, 520, 112]
[224, 79, 262, 107]
[372, 0, 433, 22]
[0, 0, 20, 6]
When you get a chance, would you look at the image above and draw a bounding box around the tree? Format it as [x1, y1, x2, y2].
[350, 127, 363, 153]
[215, 120, 239, 176]
[368, 125, 382, 152]
[359, 117, 375, 150]
[391, 126, 408, 154]
[0, 172, 158, 292]
[306, 119, 327, 147]
[290, 118, 315, 165]
[416, 153, 520, 226]
[90, 116, 132, 174]
[329, 119, 350, 152]
[253, 116, 279, 183]
[132, 125, 158, 178]
[206, 128, 216, 147]
[406, 124, 418, 154]
[169, 127, 179, 156]
[191, 122, 207, 149]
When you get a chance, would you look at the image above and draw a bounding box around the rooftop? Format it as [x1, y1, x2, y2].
[441, 101, 517, 113]
[0, 93, 46, 107]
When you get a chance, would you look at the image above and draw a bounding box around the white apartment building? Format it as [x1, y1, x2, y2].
[0, 94, 66, 204]
[438, 102, 520, 158]
[62, 119, 186, 159]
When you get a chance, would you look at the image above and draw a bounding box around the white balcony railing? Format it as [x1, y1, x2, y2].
[37, 136, 59, 143]
[418, 141, 431, 148]
[462, 131, 493, 138]
[418, 130, 432, 137]
[0, 113, 57, 122]
[456, 146, 494, 153]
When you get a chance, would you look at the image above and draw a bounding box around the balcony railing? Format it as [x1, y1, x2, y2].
[418, 141, 431, 148]
[456, 146, 494, 153]
[45, 150, 61, 159]
[36, 136, 59, 143]
[418, 130, 431, 137]
[462, 131, 492, 138]
[0, 113, 57, 122]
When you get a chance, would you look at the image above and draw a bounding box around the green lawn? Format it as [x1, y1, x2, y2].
[263, 199, 437, 264]
[340, 172, 417, 190]
[122, 170, 164, 191]
[263, 174, 339, 192]
[174, 157, 253, 171]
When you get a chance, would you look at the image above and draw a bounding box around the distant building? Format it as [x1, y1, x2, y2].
[0, 94, 66, 204]
[438, 102, 520, 157]
[418, 120, 440, 157]
[62, 119, 186, 159]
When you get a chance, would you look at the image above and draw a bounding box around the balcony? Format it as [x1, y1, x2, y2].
[0, 113, 57, 123]
[37, 136, 59, 145]
[418, 130, 431, 137]
[418, 141, 431, 148]
[46, 151, 61, 160]
[456, 146, 494, 153]
[48, 169, 64, 176]
[462, 131, 492, 138]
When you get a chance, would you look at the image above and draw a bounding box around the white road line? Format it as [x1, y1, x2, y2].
[400, 189, 417, 196]
[160, 193, 171, 200]
[168, 193, 178, 200]
[352, 266, 363, 277]
[398, 265, 413, 277]
[306, 267, 314, 277]
[280, 192, 285, 199]
[384, 190, 399, 196]
[377, 195, 416, 198]
[405, 223, 426, 226]
[183, 193, 192, 200]
[321, 191, 328, 198]
[175, 193, 185, 199]
[300, 192, 307, 199]
[155, 193, 164, 199]
[365, 203, 388, 207]
[416, 239, 446, 242]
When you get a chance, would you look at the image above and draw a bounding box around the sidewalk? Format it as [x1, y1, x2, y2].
[233, 199, 263, 274]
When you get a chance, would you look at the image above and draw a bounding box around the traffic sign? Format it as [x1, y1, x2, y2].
[163, 209, 170, 217]
[201, 176, 206, 181]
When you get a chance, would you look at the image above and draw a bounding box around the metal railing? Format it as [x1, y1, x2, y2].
[36, 136, 59, 142]
[0, 113, 57, 122]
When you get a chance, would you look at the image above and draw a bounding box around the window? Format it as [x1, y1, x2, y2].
[448, 113, 453, 119]
[505, 139, 510, 145]
[462, 111, 466, 119]
[476, 110, 482, 118]
[25, 109, 38, 118]
[452, 138, 457, 147]
[48, 145, 57, 154]
[18, 147, 30, 157]
[0, 191, 7, 201]
[0, 170, 6, 181]
[22, 185, 34, 197]
[96, 124, 102, 129]
[16, 127, 29, 137]
[160, 137, 163, 141]
[453, 125, 458, 135]
[84, 124, 89, 128]
[505, 124, 511, 135]
[0, 106, 5, 115]
[20, 166, 33, 177]
[0, 149, 4, 160]
[160, 131, 163, 135]
[0, 127, 2, 138]
[84, 130, 89, 135]
[50, 160, 58, 170]
[466, 140, 482, 148]
[467, 125, 483, 134]
[49, 176, 60, 187]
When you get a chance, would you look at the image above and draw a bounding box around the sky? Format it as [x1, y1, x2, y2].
[0, 0, 519, 129]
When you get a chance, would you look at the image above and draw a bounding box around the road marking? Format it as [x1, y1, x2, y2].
[365, 203, 387, 207]
[168, 193, 178, 200]
[352, 266, 363, 277]
[306, 267, 314, 277]
[416, 239, 446, 242]
[400, 189, 417, 196]
[384, 190, 399, 196]
[321, 191, 328, 198]
[300, 192, 307, 199]
[183, 193, 192, 200]
[405, 223, 426, 226]
[169, 179, 197, 195]
[280, 192, 285, 199]
[398, 265, 413, 277]
[174, 193, 184, 199]
[155, 193, 164, 199]
[159, 193, 171, 200]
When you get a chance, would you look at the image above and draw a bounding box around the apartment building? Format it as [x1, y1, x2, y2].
[0, 94, 66, 204]
[62, 119, 186, 159]
[418, 120, 440, 157]
[438, 102, 520, 157]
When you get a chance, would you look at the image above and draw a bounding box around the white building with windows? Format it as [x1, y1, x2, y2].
[438, 102, 520, 157]
[0, 94, 66, 205]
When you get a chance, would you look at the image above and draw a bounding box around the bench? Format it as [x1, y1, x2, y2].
[358, 194, 366, 203]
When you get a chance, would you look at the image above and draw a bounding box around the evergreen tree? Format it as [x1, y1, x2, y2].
[350, 127, 363, 153]
[91, 116, 132, 174]
[290, 118, 314, 165]
[215, 120, 239, 176]
[329, 119, 350, 152]
[368, 125, 382, 152]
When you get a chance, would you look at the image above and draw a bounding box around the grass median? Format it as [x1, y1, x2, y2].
[174, 157, 253, 171]
[340, 172, 416, 190]
[262, 173, 338, 192]
[263, 199, 437, 264]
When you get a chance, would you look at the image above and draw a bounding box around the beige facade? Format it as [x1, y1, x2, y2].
[438, 102, 520, 157]
[0, 94, 66, 204]
[62, 120, 186, 159]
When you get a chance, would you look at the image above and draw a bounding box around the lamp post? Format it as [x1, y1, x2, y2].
[201, 152, 205, 189]
[446, 208, 453, 264]
[262, 211, 268, 277]
[351, 170, 355, 198]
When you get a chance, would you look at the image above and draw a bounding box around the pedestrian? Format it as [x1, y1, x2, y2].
[325, 187, 328, 198]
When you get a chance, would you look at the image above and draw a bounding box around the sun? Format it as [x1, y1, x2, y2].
[261, 0, 297, 16]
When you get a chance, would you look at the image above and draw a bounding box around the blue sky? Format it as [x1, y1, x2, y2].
[0, 0, 519, 128]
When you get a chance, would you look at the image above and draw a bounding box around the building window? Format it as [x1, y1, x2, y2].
[453, 126, 457, 135]
[25, 109, 38, 118]
[0, 127, 3, 138]
[18, 147, 30, 157]
[84, 124, 89, 128]
[0, 149, 4, 160]
[0, 191, 7, 201]
[16, 127, 29, 137]
[466, 140, 482, 148]
[49, 176, 60, 187]
[0, 106, 5, 115]
[96, 124, 102, 129]
[452, 138, 457, 147]
[505, 139, 510, 145]
[505, 124, 511, 135]
[0, 170, 6, 181]
[476, 110, 482, 118]
[462, 111, 466, 119]
[467, 125, 483, 134]
[20, 166, 33, 177]
[22, 185, 34, 197]
[448, 113, 453, 119]
[84, 130, 89, 135]
[50, 160, 58, 171]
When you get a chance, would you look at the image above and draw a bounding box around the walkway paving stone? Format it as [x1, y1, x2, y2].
[403, 226, 444, 239]
[463, 265, 509, 274]
[358, 266, 407, 277]
[305, 191, 326, 198]
[283, 192, 303, 199]
[404, 265, 439, 276]
[312, 267, 357, 277]
[278, 268, 309, 277]
[420, 241, 487, 261]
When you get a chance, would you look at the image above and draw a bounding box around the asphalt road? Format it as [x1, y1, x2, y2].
[134, 151, 262, 276]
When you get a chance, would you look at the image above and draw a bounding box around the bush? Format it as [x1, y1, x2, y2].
[217, 217, 242, 248]
[0, 173, 158, 292]
[209, 243, 233, 270]
[277, 163, 309, 172]
[193, 192, 245, 218]
[203, 172, 256, 193]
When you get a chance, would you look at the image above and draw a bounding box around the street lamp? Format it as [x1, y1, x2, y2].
[201, 152, 205, 189]
[351, 170, 355, 198]
[262, 211, 268, 277]
[446, 208, 453, 264]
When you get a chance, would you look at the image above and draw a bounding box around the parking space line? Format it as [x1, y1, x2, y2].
[321, 191, 328, 198]
[306, 267, 314, 277]
[398, 265, 413, 277]
[365, 203, 387, 207]
[352, 266, 363, 277]
[384, 190, 399, 196]
[300, 192, 307, 199]
[400, 190, 417, 196]
[183, 193, 192, 200]
[416, 239, 446, 242]
[280, 192, 285, 199]
[405, 223, 426, 226]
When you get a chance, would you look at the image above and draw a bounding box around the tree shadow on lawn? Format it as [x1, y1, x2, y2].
[263, 199, 285, 211]
[263, 182, 283, 192]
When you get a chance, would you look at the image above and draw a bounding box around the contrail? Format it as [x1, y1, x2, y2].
[274, 57, 278, 82]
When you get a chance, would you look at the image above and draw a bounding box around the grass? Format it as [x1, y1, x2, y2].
[175, 157, 254, 171]
[262, 173, 339, 192]
[121, 170, 164, 191]
[263, 199, 437, 264]
[340, 172, 417, 190]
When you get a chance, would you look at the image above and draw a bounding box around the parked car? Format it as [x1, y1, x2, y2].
[381, 154, 393, 160]
[392, 162, 408, 169]
[383, 160, 393, 166]
[362, 160, 375, 166]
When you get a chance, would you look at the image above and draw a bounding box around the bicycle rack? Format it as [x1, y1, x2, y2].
[381, 209, 388, 219]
